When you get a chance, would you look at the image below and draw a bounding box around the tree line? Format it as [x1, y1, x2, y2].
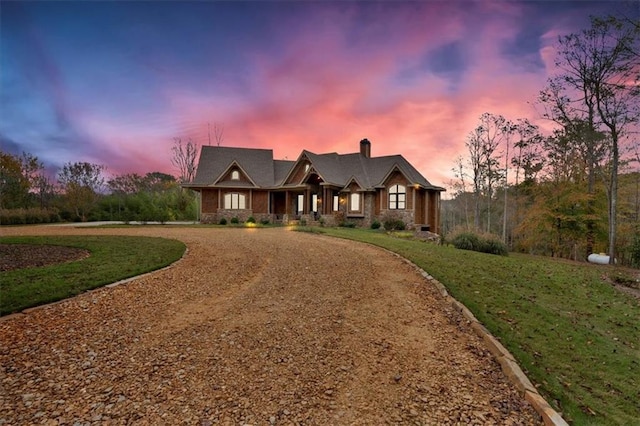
[0, 139, 199, 224]
[445, 15, 640, 266]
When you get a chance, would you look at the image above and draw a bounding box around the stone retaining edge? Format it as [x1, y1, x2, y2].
[391, 252, 569, 426]
[0, 247, 189, 322]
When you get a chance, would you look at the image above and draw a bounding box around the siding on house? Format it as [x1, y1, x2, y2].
[183, 140, 445, 231]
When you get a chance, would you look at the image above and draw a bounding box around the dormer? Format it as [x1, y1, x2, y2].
[283, 153, 313, 185]
[214, 161, 257, 186]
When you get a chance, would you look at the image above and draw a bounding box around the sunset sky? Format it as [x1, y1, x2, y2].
[1, 1, 636, 191]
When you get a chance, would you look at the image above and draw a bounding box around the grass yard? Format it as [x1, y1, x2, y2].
[308, 227, 639, 425]
[0, 235, 186, 315]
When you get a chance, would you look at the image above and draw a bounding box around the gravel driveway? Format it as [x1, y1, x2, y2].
[0, 226, 540, 425]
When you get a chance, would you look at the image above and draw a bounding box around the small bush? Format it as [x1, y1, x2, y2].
[449, 231, 508, 256]
[230, 217, 240, 224]
[371, 220, 381, 230]
[341, 221, 356, 228]
[450, 232, 481, 251]
[260, 218, 270, 225]
[219, 218, 228, 225]
[299, 218, 307, 226]
[383, 217, 406, 231]
[246, 216, 256, 224]
[481, 237, 509, 256]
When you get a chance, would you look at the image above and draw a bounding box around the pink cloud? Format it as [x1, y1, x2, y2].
[79, 1, 597, 189]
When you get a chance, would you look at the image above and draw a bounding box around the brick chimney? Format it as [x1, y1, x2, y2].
[360, 138, 371, 158]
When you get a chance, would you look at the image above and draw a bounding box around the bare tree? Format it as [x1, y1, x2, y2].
[451, 155, 470, 230]
[466, 126, 485, 231]
[33, 173, 56, 209]
[500, 119, 518, 244]
[548, 15, 639, 263]
[513, 119, 545, 187]
[214, 122, 224, 147]
[467, 113, 512, 233]
[511, 120, 544, 230]
[171, 138, 199, 183]
[57, 162, 105, 221]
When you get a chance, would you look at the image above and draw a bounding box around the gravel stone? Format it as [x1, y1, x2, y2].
[0, 226, 541, 425]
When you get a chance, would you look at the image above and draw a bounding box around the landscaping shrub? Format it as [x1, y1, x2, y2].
[260, 218, 270, 225]
[371, 220, 381, 229]
[230, 217, 239, 224]
[0, 208, 61, 225]
[383, 217, 406, 231]
[450, 232, 481, 251]
[481, 236, 509, 256]
[246, 216, 256, 224]
[449, 230, 508, 256]
[219, 218, 228, 225]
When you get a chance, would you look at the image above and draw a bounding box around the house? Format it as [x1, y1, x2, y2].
[183, 139, 445, 232]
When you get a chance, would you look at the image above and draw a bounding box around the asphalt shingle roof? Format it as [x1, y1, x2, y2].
[191, 145, 444, 191]
[306, 151, 443, 190]
[192, 146, 277, 187]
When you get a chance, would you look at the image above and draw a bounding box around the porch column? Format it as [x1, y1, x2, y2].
[285, 192, 290, 214]
[323, 188, 328, 215]
[412, 186, 416, 215]
[435, 192, 441, 233]
[425, 192, 430, 227]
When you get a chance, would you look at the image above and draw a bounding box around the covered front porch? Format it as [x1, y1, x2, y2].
[270, 173, 342, 225]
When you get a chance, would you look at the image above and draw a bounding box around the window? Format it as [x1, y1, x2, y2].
[332, 195, 339, 212]
[312, 194, 318, 213]
[231, 170, 240, 180]
[297, 194, 304, 213]
[224, 193, 246, 209]
[350, 193, 360, 211]
[389, 184, 406, 209]
[304, 164, 310, 173]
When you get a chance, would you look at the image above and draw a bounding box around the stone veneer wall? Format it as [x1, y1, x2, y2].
[344, 193, 376, 227]
[379, 209, 416, 230]
[199, 196, 418, 230]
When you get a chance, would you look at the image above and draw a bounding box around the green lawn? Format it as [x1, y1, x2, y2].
[2, 228, 637, 423]
[306, 227, 639, 425]
[0, 235, 186, 315]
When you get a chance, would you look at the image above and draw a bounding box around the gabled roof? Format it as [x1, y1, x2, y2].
[191, 146, 281, 187]
[304, 151, 445, 191]
[213, 160, 257, 187]
[187, 144, 444, 192]
[342, 175, 367, 191]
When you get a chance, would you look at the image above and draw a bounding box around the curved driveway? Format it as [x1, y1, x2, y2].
[0, 226, 539, 425]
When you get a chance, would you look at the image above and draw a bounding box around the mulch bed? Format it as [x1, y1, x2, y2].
[0, 244, 90, 272]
